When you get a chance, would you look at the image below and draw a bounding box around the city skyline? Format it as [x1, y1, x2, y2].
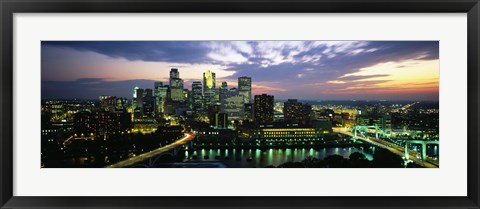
[41, 41, 440, 168]
[41, 41, 439, 101]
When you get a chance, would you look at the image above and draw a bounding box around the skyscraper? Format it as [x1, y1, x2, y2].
[203, 70, 216, 92]
[238, 76, 252, 104]
[203, 70, 216, 108]
[254, 94, 274, 124]
[144, 88, 153, 97]
[142, 89, 155, 120]
[169, 68, 184, 102]
[132, 86, 139, 112]
[132, 88, 155, 121]
[135, 88, 144, 108]
[208, 104, 222, 126]
[223, 88, 245, 121]
[159, 85, 169, 114]
[170, 68, 179, 79]
[283, 99, 311, 124]
[134, 88, 144, 120]
[114, 97, 129, 112]
[192, 81, 203, 111]
[183, 89, 191, 108]
[154, 81, 163, 94]
[244, 103, 253, 122]
[214, 113, 228, 129]
[219, 81, 228, 109]
[154, 81, 165, 114]
[99, 95, 116, 112]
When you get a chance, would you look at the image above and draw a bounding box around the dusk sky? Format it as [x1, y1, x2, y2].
[41, 41, 439, 101]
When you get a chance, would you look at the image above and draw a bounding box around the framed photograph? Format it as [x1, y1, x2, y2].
[1, 0, 479, 208]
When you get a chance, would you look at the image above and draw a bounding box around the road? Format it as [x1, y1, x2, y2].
[106, 132, 196, 168]
[333, 127, 438, 168]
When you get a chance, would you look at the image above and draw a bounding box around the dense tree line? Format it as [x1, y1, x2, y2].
[268, 148, 421, 168]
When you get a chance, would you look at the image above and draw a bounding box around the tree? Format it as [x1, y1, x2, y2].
[348, 152, 371, 168]
[278, 162, 305, 168]
[372, 148, 404, 168]
[302, 156, 321, 168]
[324, 155, 346, 168]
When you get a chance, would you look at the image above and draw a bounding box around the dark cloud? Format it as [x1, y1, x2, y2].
[222, 41, 438, 85]
[42, 41, 211, 64]
[42, 78, 157, 99]
[41, 41, 439, 100]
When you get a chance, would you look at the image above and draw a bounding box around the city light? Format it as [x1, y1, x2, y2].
[41, 41, 439, 168]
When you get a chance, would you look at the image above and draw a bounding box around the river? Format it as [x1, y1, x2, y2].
[180, 146, 376, 168]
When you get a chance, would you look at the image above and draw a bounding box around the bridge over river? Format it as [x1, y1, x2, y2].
[333, 127, 439, 168]
[106, 132, 196, 168]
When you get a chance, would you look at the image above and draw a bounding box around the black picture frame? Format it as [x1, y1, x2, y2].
[1, 0, 479, 208]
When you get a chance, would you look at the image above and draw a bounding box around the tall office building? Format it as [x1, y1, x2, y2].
[357, 114, 392, 136]
[132, 88, 145, 121]
[154, 81, 164, 114]
[214, 113, 228, 129]
[254, 94, 274, 124]
[186, 90, 193, 109]
[100, 96, 128, 112]
[238, 76, 252, 104]
[203, 70, 216, 108]
[203, 70, 216, 92]
[142, 89, 155, 120]
[169, 68, 184, 102]
[73, 110, 131, 139]
[223, 88, 245, 121]
[132, 88, 155, 121]
[159, 85, 169, 114]
[144, 88, 153, 97]
[221, 81, 228, 88]
[208, 104, 222, 125]
[132, 86, 139, 111]
[153, 81, 163, 92]
[99, 95, 116, 112]
[170, 68, 179, 79]
[219, 81, 228, 108]
[212, 88, 220, 104]
[114, 97, 129, 112]
[183, 89, 191, 108]
[244, 103, 253, 122]
[283, 99, 311, 124]
[192, 81, 203, 111]
[135, 88, 144, 118]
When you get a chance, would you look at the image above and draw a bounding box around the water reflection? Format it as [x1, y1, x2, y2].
[185, 147, 375, 168]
